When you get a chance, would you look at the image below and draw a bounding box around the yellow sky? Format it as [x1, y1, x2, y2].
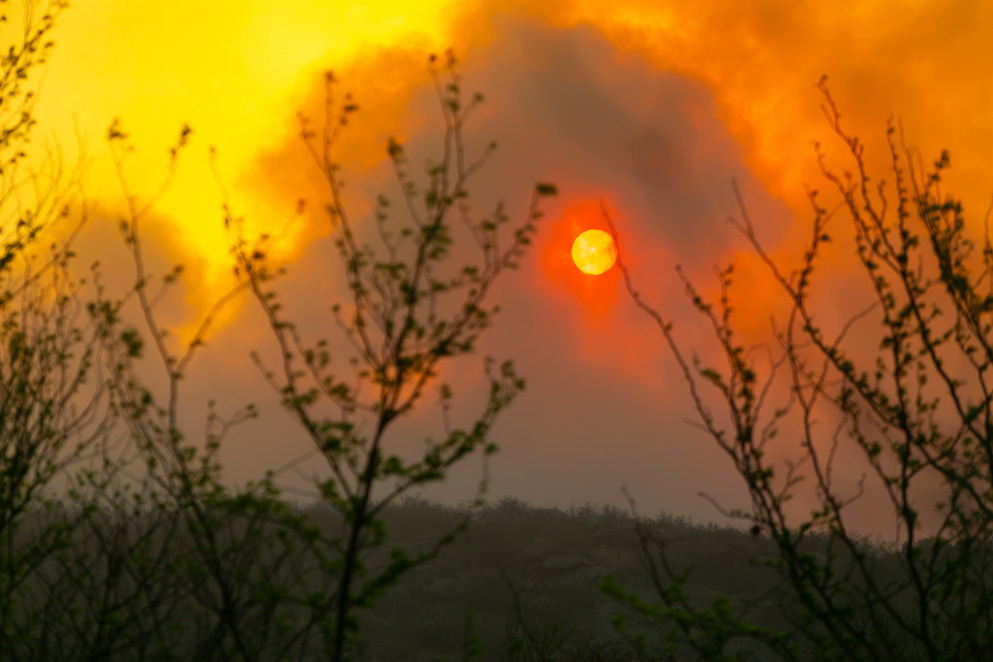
[35, 0, 456, 317]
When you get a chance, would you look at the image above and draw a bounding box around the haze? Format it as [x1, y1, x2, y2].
[31, 0, 993, 539]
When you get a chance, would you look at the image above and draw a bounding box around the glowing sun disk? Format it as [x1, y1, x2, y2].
[571, 229, 617, 275]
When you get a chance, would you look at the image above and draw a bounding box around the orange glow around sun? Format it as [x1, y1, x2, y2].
[542, 199, 624, 316]
[571, 229, 617, 275]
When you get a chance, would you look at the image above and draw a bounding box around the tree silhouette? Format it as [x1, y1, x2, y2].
[48, 46, 556, 660]
[605, 79, 993, 660]
[0, 1, 130, 654]
[224, 50, 558, 659]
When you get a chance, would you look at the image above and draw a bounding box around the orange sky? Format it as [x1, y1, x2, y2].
[26, 0, 993, 534]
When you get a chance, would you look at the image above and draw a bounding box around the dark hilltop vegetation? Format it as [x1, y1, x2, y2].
[10, 494, 911, 661]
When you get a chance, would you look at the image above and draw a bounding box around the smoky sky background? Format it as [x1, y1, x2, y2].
[31, 1, 993, 539]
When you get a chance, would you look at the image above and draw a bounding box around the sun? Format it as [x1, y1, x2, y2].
[571, 229, 617, 275]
